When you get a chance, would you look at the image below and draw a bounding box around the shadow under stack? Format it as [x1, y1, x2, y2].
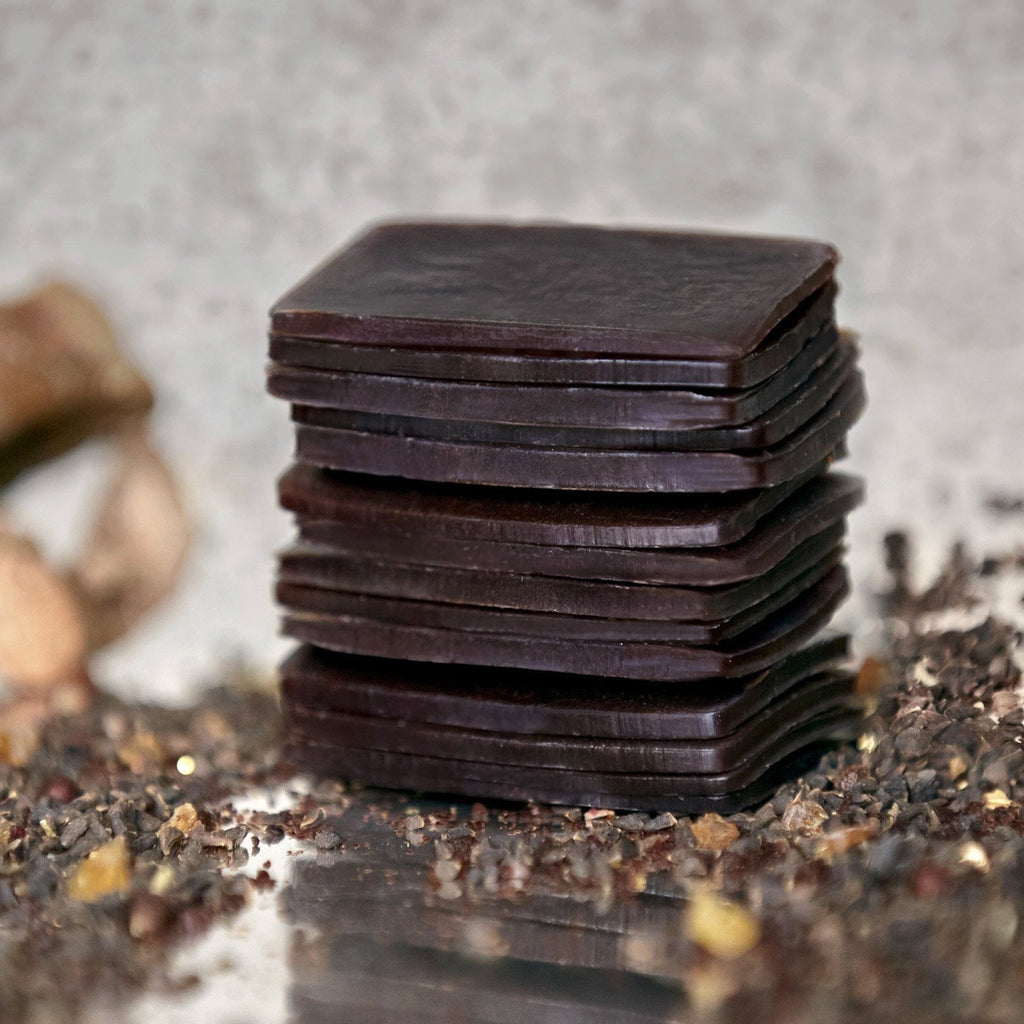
[267, 222, 865, 813]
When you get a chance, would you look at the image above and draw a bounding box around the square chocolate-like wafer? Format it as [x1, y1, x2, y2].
[270, 223, 836, 362]
[269, 278, 837, 389]
[282, 334, 854, 448]
[282, 638, 860, 813]
[286, 472, 862, 585]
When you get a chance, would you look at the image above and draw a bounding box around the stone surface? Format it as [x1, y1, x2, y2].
[0, 1, 1022, 698]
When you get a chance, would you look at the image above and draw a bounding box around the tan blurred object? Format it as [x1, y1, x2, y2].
[0, 282, 153, 485]
[0, 696, 50, 765]
[68, 433, 190, 650]
[0, 530, 87, 689]
[0, 529, 92, 765]
[0, 280, 189, 759]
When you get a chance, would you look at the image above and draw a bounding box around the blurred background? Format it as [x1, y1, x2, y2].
[1, 0, 1022, 701]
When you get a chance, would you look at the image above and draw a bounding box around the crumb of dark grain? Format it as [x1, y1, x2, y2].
[314, 828, 341, 850]
[274, 532, 1024, 1023]
[128, 891, 176, 941]
[11, 529, 1024, 1024]
[986, 494, 1024, 515]
[0, 681, 314, 1024]
[884, 538, 980, 618]
[251, 869, 275, 893]
[884, 529, 911, 581]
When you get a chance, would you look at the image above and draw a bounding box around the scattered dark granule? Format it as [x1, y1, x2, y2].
[8, 532, 1024, 1023]
[0, 680, 339, 1024]
[283, 532, 1024, 1024]
[883, 530, 912, 611]
[314, 828, 342, 851]
[251, 869, 276, 893]
[884, 537, 980, 618]
[986, 494, 1024, 515]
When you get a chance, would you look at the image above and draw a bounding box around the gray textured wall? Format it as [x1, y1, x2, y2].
[2, 1, 1023, 698]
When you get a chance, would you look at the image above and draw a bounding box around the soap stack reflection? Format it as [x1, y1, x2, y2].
[286, 795, 695, 1024]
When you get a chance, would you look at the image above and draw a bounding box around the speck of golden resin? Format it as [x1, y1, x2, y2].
[67, 836, 131, 903]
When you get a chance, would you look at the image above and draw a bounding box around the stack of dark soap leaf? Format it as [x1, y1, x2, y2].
[267, 223, 865, 813]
